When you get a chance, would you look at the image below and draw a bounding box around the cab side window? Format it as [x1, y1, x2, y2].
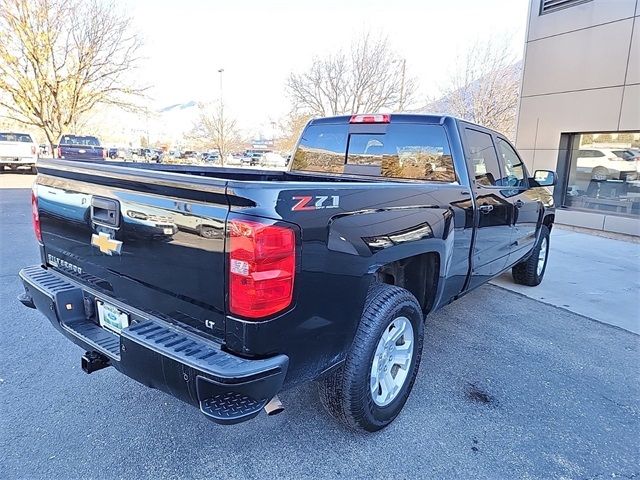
[465, 129, 501, 186]
[495, 138, 527, 187]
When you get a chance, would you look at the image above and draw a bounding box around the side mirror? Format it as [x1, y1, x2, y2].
[532, 169, 557, 187]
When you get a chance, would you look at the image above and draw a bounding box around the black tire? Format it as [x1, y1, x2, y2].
[199, 225, 216, 238]
[318, 283, 425, 432]
[512, 225, 550, 286]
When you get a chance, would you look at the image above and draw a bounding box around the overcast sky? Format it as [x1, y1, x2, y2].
[121, 0, 530, 135]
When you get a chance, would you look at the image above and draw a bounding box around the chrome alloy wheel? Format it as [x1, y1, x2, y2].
[537, 237, 548, 276]
[370, 316, 415, 407]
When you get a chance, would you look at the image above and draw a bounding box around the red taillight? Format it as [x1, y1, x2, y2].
[31, 145, 36, 155]
[32, 186, 42, 243]
[349, 114, 390, 124]
[56, 146, 62, 158]
[228, 219, 296, 319]
[102, 148, 107, 159]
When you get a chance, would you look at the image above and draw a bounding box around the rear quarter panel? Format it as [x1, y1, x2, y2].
[225, 180, 472, 386]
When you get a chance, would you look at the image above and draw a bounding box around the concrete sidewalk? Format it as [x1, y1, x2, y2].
[492, 227, 640, 334]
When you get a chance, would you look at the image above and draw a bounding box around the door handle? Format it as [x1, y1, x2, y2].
[478, 205, 494, 214]
[514, 200, 525, 208]
[91, 196, 120, 227]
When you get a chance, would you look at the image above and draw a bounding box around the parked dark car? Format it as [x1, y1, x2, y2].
[241, 151, 264, 166]
[181, 150, 198, 159]
[19, 114, 556, 432]
[203, 153, 221, 164]
[134, 148, 159, 162]
[108, 147, 126, 160]
[57, 135, 106, 161]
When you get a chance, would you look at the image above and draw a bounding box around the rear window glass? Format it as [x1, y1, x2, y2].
[60, 135, 100, 146]
[292, 123, 455, 182]
[291, 124, 347, 174]
[0, 133, 33, 142]
[612, 150, 634, 160]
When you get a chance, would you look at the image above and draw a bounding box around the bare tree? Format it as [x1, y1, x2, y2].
[0, 0, 146, 154]
[190, 102, 242, 163]
[275, 111, 312, 155]
[286, 33, 415, 116]
[435, 37, 521, 138]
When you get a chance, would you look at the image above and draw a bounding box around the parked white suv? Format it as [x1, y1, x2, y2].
[575, 148, 639, 181]
[0, 132, 39, 173]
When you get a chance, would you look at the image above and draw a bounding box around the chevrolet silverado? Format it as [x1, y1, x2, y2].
[19, 114, 556, 431]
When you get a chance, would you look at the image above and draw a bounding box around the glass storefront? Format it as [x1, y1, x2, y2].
[564, 132, 640, 218]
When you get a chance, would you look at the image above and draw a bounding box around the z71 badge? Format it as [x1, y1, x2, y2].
[292, 195, 340, 211]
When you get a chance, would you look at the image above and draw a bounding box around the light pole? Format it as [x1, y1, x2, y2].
[271, 121, 277, 147]
[393, 58, 407, 111]
[217, 68, 225, 164]
[217, 68, 224, 105]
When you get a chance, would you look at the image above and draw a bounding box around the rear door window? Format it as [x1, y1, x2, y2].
[495, 138, 527, 187]
[464, 129, 501, 186]
[292, 123, 456, 182]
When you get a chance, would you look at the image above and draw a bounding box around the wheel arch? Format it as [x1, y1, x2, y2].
[372, 251, 441, 314]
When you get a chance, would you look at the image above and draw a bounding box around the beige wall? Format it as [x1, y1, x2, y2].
[515, 0, 640, 235]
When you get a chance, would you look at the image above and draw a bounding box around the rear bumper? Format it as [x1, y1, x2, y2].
[0, 157, 36, 165]
[18, 265, 288, 424]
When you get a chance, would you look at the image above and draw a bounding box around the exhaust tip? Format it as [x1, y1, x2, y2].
[264, 395, 284, 416]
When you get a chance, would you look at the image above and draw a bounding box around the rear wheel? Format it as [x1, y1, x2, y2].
[318, 283, 424, 432]
[512, 225, 550, 286]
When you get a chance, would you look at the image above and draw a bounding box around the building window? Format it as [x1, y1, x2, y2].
[564, 132, 640, 218]
[539, 0, 593, 15]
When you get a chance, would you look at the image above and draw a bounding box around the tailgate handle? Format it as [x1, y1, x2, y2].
[91, 196, 120, 227]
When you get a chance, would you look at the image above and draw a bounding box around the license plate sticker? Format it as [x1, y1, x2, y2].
[97, 301, 130, 333]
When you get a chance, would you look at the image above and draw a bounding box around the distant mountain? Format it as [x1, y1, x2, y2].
[147, 101, 201, 145]
[158, 101, 198, 113]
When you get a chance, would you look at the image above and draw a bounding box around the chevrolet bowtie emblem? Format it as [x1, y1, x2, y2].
[91, 232, 123, 255]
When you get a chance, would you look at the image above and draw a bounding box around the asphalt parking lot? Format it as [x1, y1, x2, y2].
[1, 175, 639, 480]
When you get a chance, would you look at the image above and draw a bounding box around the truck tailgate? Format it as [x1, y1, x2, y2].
[35, 162, 229, 340]
[59, 145, 104, 160]
[0, 141, 32, 158]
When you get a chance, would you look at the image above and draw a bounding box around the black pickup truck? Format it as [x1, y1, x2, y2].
[19, 114, 556, 431]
